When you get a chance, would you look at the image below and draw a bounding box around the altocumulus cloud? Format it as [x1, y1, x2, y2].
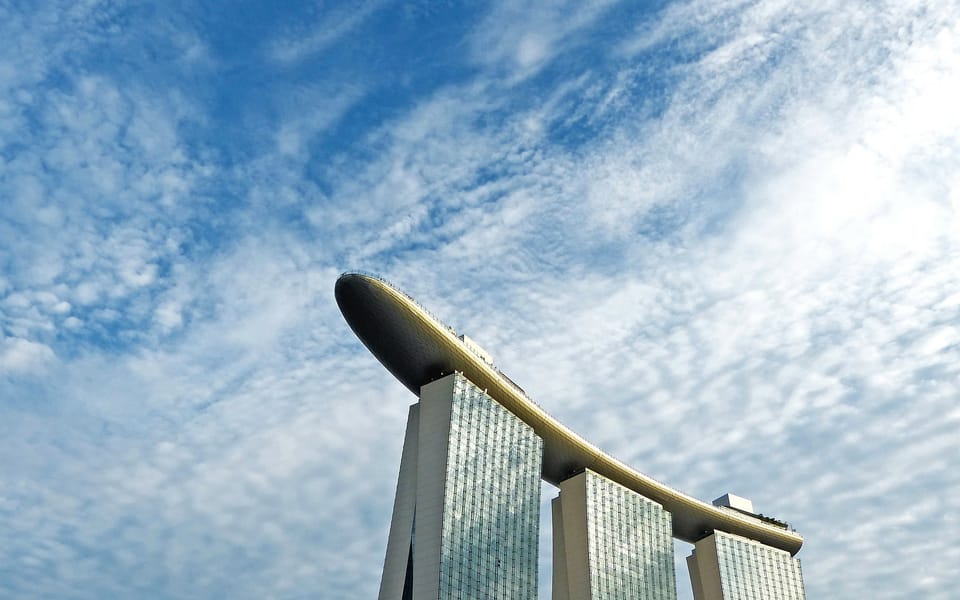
[1, 1, 958, 599]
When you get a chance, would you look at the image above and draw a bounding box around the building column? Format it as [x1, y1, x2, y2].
[377, 373, 543, 600]
[686, 531, 806, 600]
[378, 404, 419, 600]
[552, 469, 677, 600]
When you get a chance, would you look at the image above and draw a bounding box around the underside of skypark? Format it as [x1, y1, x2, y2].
[335, 272, 807, 599]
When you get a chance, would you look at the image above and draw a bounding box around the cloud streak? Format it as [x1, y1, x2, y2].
[1, 1, 958, 598]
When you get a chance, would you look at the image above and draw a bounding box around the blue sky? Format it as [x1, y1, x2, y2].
[2, 1, 959, 598]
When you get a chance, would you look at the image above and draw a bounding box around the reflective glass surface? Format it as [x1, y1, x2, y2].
[715, 531, 806, 600]
[438, 374, 543, 599]
[585, 471, 677, 600]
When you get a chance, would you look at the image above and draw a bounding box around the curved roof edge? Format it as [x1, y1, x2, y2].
[335, 271, 804, 555]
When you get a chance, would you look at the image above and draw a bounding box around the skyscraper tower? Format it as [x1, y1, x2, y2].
[379, 374, 542, 600]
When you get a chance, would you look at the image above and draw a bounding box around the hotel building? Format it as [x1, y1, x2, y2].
[336, 272, 805, 600]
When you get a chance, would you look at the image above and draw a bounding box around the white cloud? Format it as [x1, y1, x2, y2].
[469, 0, 620, 80]
[0, 337, 55, 374]
[154, 301, 183, 332]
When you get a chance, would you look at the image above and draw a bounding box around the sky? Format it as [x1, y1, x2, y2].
[1, 0, 959, 598]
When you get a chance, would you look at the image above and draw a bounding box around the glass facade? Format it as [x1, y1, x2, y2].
[712, 531, 805, 600]
[554, 469, 677, 600]
[438, 373, 543, 600]
[583, 471, 677, 600]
